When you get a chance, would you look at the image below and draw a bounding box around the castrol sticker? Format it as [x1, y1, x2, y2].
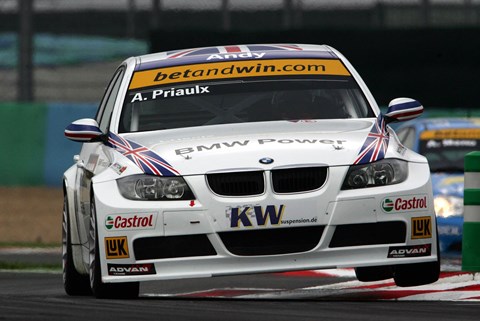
[381, 195, 429, 213]
[105, 213, 156, 231]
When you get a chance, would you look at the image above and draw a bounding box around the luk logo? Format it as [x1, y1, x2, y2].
[412, 216, 432, 239]
[381, 195, 428, 213]
[382, 199, 394, 212]
[228, 205, 285, 228]
[105, 236, 129, 259]
[105, 213, 155, 231]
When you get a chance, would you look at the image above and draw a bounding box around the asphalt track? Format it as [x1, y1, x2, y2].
[1, 251, 479, 321]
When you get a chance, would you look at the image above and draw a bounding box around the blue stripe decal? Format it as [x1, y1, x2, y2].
[65, 123, 102, 133]
[136, 51, 336, 71]
[388, 101, 422, 113]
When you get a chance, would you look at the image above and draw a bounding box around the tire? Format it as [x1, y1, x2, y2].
[393, 226, 441, 287]
[393, 259, 440, 287]
[62, 194, 91, 296]
[355, 266, 393, 282]
[89, 195, 139, 299]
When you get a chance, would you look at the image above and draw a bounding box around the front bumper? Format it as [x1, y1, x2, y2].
[93, 163, 438, 283]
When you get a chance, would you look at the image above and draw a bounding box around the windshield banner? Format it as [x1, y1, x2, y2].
[129, 59, 350, 89]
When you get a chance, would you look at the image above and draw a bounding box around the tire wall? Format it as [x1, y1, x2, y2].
[0, 103, 97, 186]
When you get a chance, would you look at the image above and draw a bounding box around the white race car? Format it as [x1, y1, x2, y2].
[63, 43, 439, 298]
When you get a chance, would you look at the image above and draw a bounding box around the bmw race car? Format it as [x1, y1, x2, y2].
[62, 43, 439, 299]
[396, 118, 480, 255]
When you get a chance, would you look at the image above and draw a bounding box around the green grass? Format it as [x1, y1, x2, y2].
[0, 242, 62, 271]
[0, 261, 61, 271]
[0, 242, 61, 249]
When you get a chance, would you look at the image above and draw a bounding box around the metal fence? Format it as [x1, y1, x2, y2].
[3, 1, 480, 34]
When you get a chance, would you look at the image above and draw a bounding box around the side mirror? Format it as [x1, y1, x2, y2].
[64, 118, 103, 142]
[384, 98, 423, 123]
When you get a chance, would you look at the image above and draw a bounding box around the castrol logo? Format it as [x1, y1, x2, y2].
[381, 195, 428, 213]
[105, 213, 156, 231]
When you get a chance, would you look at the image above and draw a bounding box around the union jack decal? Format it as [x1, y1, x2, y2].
[166, 44, 303, 59]
[107, 132, 179, 176]
[353, 115, 390, 165]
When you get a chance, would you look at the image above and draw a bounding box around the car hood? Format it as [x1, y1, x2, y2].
[431, 172, 464, 198]
[120, 119, 394, 175]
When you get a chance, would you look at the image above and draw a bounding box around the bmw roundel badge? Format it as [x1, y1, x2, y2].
[259, 157, 274, 164]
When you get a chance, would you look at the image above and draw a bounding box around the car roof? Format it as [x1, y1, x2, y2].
[134, 43, 337, 71]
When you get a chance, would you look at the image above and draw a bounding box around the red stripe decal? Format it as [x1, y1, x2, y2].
[225, 46, 241, 53]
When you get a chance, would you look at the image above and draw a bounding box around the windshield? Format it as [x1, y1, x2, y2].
[419, 129, 480, 172]
[119, 77, 373, 133]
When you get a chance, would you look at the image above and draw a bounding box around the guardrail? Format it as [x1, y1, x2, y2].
[462, 151, 480, 271]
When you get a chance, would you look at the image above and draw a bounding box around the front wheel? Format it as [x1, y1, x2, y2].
[394, 226, 441, 287]
[89, 194, 139, 299]
[62, 194, 91, 296]
[393, 259, 440, 287]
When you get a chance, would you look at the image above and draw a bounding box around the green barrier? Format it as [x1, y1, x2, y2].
[0, 103, 47, 185]
[465, 152, 480, 173]
[464, 189, 480, 205]
[462, 151, 480, 271]
[462, 223, 480, 271]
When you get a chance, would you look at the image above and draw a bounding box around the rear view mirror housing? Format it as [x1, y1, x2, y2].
[64, 118, 104, 143]
[384, 98, 423, 123]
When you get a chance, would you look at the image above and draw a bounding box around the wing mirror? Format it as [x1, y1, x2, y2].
[64, 118, 104, 142]
[384, 98, 423, 123]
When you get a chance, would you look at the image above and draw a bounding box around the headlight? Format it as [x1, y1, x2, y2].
[434, 195, 463, 218]
[341, 159, 408, 190]
[117, 175, 195, 200]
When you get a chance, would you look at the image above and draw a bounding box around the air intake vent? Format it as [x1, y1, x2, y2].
[207, 171, 264, 196]
[133, 235, 216, 260]
[329, 221, 406, 248]
[219, 226, 325, 256]
[272, 167, 328, 193]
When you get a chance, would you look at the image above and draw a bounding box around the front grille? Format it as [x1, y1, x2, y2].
[272, 167, 328, 193]
[329, 221, 406, 248]
[133, 234, 216, 260]
[207, 171, 264, 196]
[219, 226, 325, 256]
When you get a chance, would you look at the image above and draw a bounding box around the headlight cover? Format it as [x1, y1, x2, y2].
[117, 174, 195, 200]
[434, 195, 463, 218]
[341, 159, 408, 190]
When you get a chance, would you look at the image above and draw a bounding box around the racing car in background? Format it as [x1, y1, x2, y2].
[63, 43, 439, 299]
[396, 118, 480, 255]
